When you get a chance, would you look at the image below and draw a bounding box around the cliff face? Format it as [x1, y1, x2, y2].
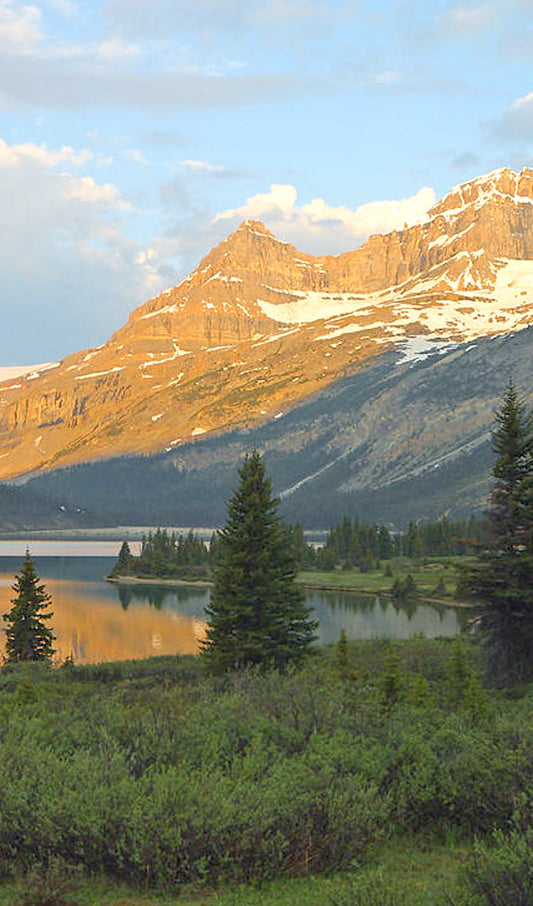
[0, 167, 532, 481]
[26, 328, 533, 528]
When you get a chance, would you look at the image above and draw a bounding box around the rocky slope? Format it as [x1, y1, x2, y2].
[1, 167, 533, 482]
[25, 327, 533, 528]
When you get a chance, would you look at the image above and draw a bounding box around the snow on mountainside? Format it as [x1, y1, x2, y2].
[0, 166, 532, 483]
[0, 363, 58, 382]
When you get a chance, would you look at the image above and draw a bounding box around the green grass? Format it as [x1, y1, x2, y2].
[298, 556, 474, 602]
[0, 838, 472, 905]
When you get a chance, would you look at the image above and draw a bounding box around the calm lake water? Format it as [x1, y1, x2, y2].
[0, 541, 468, 664]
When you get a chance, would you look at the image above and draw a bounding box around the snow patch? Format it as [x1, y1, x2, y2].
[75, 367, 124, 380]
[139, 345, 190, 368]
[397, 336, 458, 363]
[257, 291, 369, 325]
[0, 362, 56, 382]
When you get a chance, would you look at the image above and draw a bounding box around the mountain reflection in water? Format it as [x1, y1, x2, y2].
[0, 553, 466, 664]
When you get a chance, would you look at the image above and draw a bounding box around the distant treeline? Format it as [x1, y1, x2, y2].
[111, 515, 485, 581]
[304, 514, 485, 572]
[110, 528, 217, 580]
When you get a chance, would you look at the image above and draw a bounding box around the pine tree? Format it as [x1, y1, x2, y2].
[201, 450, 317, 672]
[111, 540, 134, 576]
[464, 382, 533, 682]
[3, 552, 55, 664]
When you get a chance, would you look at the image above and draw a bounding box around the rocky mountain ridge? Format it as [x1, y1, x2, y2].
[26, 328, 533, 528]
[0, 166, 532, 482]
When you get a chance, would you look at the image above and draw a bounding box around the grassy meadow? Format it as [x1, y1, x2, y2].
[298, 555, 471, 601]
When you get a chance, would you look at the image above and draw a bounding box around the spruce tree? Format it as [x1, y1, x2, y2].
[3, 552, 55, 664]
[464, 382, 533, 682]
[201, 450, 317, 672]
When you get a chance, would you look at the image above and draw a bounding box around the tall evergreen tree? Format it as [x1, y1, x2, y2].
[201, 450, 317, 672]
[464, 382, 533, 682]
[3, 552, 55, 663]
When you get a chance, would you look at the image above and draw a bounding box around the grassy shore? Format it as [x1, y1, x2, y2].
[108, 556, 473, 606]
[299, 556, 473, 604]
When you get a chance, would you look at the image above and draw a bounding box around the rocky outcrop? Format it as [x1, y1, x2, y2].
[0, 167, 532, 481]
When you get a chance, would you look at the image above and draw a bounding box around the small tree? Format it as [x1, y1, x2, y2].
[110, 540, 134, 577]
[201, 450, 317, 672]
[3, 552, 55, 664]
[464, 382, 533, 682]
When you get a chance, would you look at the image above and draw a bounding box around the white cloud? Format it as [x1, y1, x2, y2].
[0, 138, 92, 167]
[96, 38, 140, 59]
[125, 147, 148, 165]
[0, 0, 42, 54]
[214, 183, 436, 253]
[0, 138, 170, 362]
[61, 174, 128, 206]
[180, 159, 224, 172]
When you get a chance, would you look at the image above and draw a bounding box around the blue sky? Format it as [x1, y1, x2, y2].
[0, 0, 532, 363]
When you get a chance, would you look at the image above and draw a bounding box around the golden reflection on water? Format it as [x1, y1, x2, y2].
[0, 575, 207, 665]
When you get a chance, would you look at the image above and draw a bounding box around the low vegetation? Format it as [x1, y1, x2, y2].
[0, 638, 533, 904]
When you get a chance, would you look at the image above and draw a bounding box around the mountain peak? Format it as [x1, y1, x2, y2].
[429, 166, 533, 221]
[239, 218, 268, 231]
[236, 219, 284, 240]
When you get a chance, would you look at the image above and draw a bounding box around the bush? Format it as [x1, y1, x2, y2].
[451, 829, 533, 906]
[0, 641, 532, 892]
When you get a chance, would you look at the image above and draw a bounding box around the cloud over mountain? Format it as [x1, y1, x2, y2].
[214, 183, 436, 253]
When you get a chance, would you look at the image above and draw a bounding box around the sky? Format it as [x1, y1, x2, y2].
[0, 0, 532, 364]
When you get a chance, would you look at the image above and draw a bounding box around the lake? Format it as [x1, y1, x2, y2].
[0, 541, 468, 664]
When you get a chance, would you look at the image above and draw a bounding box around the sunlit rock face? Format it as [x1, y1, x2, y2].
[0, 167, 532, 481]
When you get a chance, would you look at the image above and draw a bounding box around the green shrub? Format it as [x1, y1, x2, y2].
[451, 830, 533, 905]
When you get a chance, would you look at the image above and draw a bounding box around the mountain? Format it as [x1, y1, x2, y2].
[24, 327, 533, 528]
[0, 166, 532, 486]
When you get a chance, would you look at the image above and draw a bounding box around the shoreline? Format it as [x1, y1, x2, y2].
[107, 575, 214, 588]
[108, 574, 474, 608]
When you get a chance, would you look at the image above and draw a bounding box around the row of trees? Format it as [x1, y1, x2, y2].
[307, 514, 484, 572]
[110, 505, 485, 586]
[111, 528, 216, 580]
